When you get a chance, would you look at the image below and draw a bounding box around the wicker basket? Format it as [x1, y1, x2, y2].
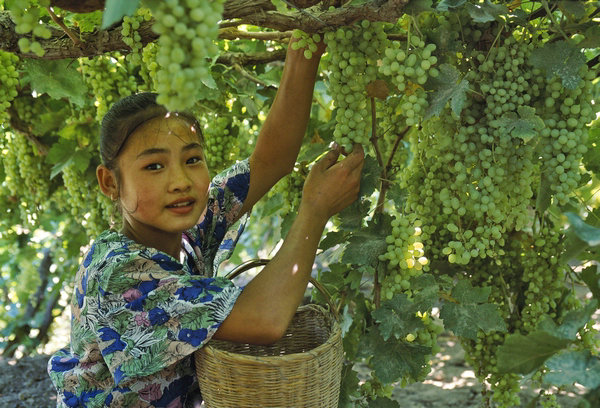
[195, 260, 343, 408]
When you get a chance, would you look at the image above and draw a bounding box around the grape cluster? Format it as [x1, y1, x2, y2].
[144, 0, 224, 111]
[2, 131, 50, 226]
[121, 8, 153, 66]
[8, 0, 52, 57]
[201, 113, 239, 174]
[534, 67, 596, 204]
[290, 29, 321, 60]
[0, 51, 19, 122]
[80, 54, 138, 120]
[379, 38, 438, 127]
[276, 161, 309, 217]
[141, 42, 159, 91]
[324, 20, 389, 150]
[379, 212, 429, 300]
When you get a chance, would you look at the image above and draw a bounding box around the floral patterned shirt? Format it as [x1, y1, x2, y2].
[48, 159, 251, 407]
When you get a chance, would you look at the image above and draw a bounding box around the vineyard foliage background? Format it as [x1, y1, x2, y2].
[0, 0, 599, 407]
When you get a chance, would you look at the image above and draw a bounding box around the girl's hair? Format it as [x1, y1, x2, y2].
[99, 92, 204, 170]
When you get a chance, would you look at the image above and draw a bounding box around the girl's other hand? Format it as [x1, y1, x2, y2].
[300, 144, 365, 223]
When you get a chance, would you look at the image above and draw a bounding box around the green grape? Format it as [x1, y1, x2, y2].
[80, 54, 138, 121]
[200, 113, 240, 174]
[271, 161, 309, 217]
[291, 29, 321, 60]
[324, 21, 389, 149]
[7, 0, 51, 56]
[0, 51, 20, 122]
[121, 8, 152, 67]
[144, 0, 225, 111]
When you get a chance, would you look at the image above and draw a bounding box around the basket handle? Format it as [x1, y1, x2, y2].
[225, 258, 339, 321]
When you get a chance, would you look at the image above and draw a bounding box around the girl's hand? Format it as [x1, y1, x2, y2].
[300, 144, 365, 223]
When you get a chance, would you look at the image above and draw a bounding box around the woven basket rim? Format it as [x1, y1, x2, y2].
[199, 304, 341, 365]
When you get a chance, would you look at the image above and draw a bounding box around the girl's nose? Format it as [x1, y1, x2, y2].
[169, 165, 192, 192]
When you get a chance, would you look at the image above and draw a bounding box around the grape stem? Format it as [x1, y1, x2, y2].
[233, 63, 273, 88]
[46, 7, 81, 46]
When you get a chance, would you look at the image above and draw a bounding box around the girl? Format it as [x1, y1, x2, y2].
[48, 37, 364, 407]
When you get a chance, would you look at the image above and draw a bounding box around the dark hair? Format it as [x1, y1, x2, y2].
[99, 92, 204, 170]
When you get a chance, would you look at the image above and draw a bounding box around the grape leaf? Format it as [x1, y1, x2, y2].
[581, 265, 600, 301]
[20, 59, 87, 107]
[537, 300, 598, 340]
[558, 0, 587, 19]
[494, 106, 544, 143]
[436, 0, 467, 12]
[497, 331, 571, 374]
[369, 397, 400, 408]
[342, 215, 391, 268]
[466, 0, 508, 23]
[536, 173, 553, 215]
[358, 328, 430, 383]
[565, 212, 600, 247]
[372, 294, 426, 341]
[544, 350, 600, 389]
[583, 127, 600, 174]
[404, 0, 433, 15]
[579, 24, 600, 48]
[440, 279, 507, 339]
[102, 0, 140, 29]
[425, 64, 469, 119]
[529, 40, 586, 90]
[338, 365, 361, 408]
[360, 154, 382, 197]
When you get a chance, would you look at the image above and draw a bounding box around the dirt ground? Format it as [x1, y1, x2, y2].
[0, 332, 591, 408]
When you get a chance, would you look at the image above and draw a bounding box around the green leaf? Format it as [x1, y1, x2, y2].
[466, 0, 508, 23]
[425, 64, 469, 119]
[565, 212, 600, 247]
[436, 0, 467, 12]
[342, 215, 391, 268]
[102, 0, 140, 29]
[581, 265, 600, 301]
[529, 40, 586, 90]
[372, 294, 426, 341]
[559, 1, 587, 19]
[583, 127, 600, 174]
[360, 154, 382, 198]
[319, 230, 349, 251]
[358, 328, 430, 383]
[21, 59, 87, 107]
[440, 280, 507, 339]
[369, 397, 400, 408]
[497, 331, 571, 374]
[537, 301, 598, 340]
[404, 0, 433, 15]
[338, 364, 361, 407]
[536, 173, 553, 214]
[579, 24, 600, 48]
[493, 106, 544, 143]
[544, 350, 600, 389]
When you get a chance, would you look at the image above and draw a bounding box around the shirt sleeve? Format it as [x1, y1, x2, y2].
[94, 251, 241, 385]
[191, 158, 251, 273]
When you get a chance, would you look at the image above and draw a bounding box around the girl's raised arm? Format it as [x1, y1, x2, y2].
[238, 36, 325, 216]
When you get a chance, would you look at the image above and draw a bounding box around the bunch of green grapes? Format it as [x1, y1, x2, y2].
[534, 67, 596, 205]
[2, 131, 50, 226]
[290, 29, 321, 60]
[143, 0, 225, 111]
[201, 113, 239, 174]
[379, 212, 429, 300]
[80, 54, 138, 120]
[121, 7, 153, 66]
[140, 42, 159, 91]
[379, 38, 438, 127]
[275, 161, 309, 217]
[62, 163, 111, 236]
[0, 51, 20, 122]
[324, 20, 389, 150]
[8, 0, 52, 57]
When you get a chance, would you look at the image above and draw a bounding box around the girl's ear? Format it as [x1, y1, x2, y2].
[97, 165, 118, 200]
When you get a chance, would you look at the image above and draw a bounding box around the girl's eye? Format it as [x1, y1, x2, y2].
[187, 156, 203, 165]
[145, 163, 163, 171]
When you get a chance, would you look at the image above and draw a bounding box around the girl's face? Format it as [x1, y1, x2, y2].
[115, 115, 210, 251]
